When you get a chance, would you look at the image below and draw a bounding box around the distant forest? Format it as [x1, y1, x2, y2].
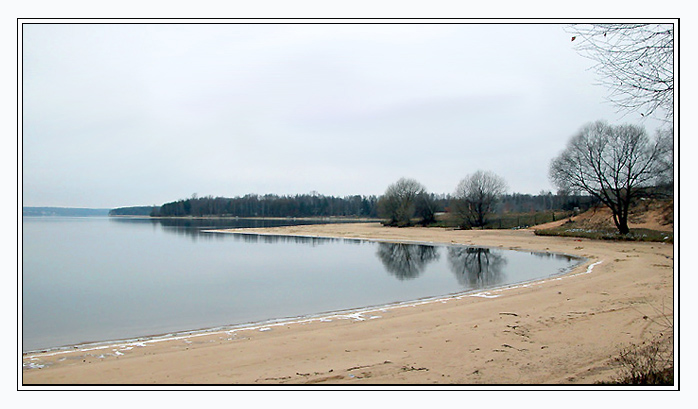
[108, 206, 159, 216]
[23, 207, 110, 217]
[155, 194, 380, 218]
[109, 192, 599, 218]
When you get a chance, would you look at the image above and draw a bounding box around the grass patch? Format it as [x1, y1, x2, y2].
[534, 224, 673, 243]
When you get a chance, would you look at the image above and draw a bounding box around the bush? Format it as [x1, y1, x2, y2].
[611, 338, 674, 385]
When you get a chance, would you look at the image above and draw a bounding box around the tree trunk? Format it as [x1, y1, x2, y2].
[617, 217, 630, 235]
[616, 195, 632, 235]
[612, 208, 630, 234]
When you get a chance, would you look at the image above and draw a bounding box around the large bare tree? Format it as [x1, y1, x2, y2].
[378, 177, 430, 227]
[567, 23, 674, 122]
[550, 121, 672, 234]
[453, 170, 507, 228]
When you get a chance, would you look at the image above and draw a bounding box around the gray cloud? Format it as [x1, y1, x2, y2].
[22, 23, 660, 208]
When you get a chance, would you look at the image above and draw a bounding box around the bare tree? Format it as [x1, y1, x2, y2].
[655, 126, 674, 187]
[453, 171, 507, 228]
[550, 121, 672, 234]
[378, 178, 429, 227]
[414, 192, 437, 226]
[567, 23, 674, 122]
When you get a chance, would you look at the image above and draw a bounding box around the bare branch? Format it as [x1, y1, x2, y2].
[567, 24, 674, 122]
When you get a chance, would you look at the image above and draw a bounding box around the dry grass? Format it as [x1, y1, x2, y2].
[601, 302, 674, 385]
[611, 337, 674, 385]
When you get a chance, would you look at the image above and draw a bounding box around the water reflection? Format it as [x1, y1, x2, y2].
[529, 251, 577, 263]
[108, 217, 362, 241]
[376, 242, 440, 280]
[24, 217, 586, 351]
[447, 247, 507, 288]
[229, 233, 346, 247]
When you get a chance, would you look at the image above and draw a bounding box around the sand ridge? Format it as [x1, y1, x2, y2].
[21, 223, 675, 386]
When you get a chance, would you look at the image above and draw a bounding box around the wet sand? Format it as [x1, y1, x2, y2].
[21, 223, 674, 386]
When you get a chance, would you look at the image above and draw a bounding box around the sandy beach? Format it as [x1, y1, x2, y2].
[21, 223, 675, 386]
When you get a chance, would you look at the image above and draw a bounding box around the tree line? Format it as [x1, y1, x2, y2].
[150, 193, 381, 218]
[108, 206, 158, 216]
[110, 191, 597, 220]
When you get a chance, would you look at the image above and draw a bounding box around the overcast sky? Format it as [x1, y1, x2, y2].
[22, 22, 666, 208]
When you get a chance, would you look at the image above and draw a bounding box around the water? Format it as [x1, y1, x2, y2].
[21, 217, 583, 352]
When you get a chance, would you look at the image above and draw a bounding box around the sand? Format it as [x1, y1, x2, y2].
[21, 223, 675, 386]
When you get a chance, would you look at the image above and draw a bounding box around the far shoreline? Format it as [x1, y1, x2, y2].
[108, 215, 382, 221]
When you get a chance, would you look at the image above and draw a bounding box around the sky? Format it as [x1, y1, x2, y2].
[21, 22, 668, 209]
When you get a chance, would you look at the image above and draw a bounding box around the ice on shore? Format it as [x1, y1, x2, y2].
[469, 292, 501, 298]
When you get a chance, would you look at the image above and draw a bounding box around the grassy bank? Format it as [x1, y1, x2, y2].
[534, 222, 673, 243]
[430, 211, 576, 230]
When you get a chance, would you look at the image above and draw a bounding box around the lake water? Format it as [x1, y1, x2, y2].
[21, 217, 583, 352]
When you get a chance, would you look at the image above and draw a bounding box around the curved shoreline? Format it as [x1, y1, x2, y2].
[22, 254, 590, 359]
[22, 232, 586, 356]
[22, 223, 674, 385]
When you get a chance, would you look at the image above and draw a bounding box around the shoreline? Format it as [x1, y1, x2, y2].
[22, 255, 589, 358]
[22, 231, 587, 356]
[109, 215, 383, 221]
[21, 223, 675, 386]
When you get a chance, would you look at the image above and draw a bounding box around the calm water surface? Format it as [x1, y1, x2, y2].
[22, 217, 583, 352]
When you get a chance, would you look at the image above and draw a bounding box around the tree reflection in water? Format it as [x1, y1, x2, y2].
[447, 247, 507, 289]
[376, 242, 440, 280]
